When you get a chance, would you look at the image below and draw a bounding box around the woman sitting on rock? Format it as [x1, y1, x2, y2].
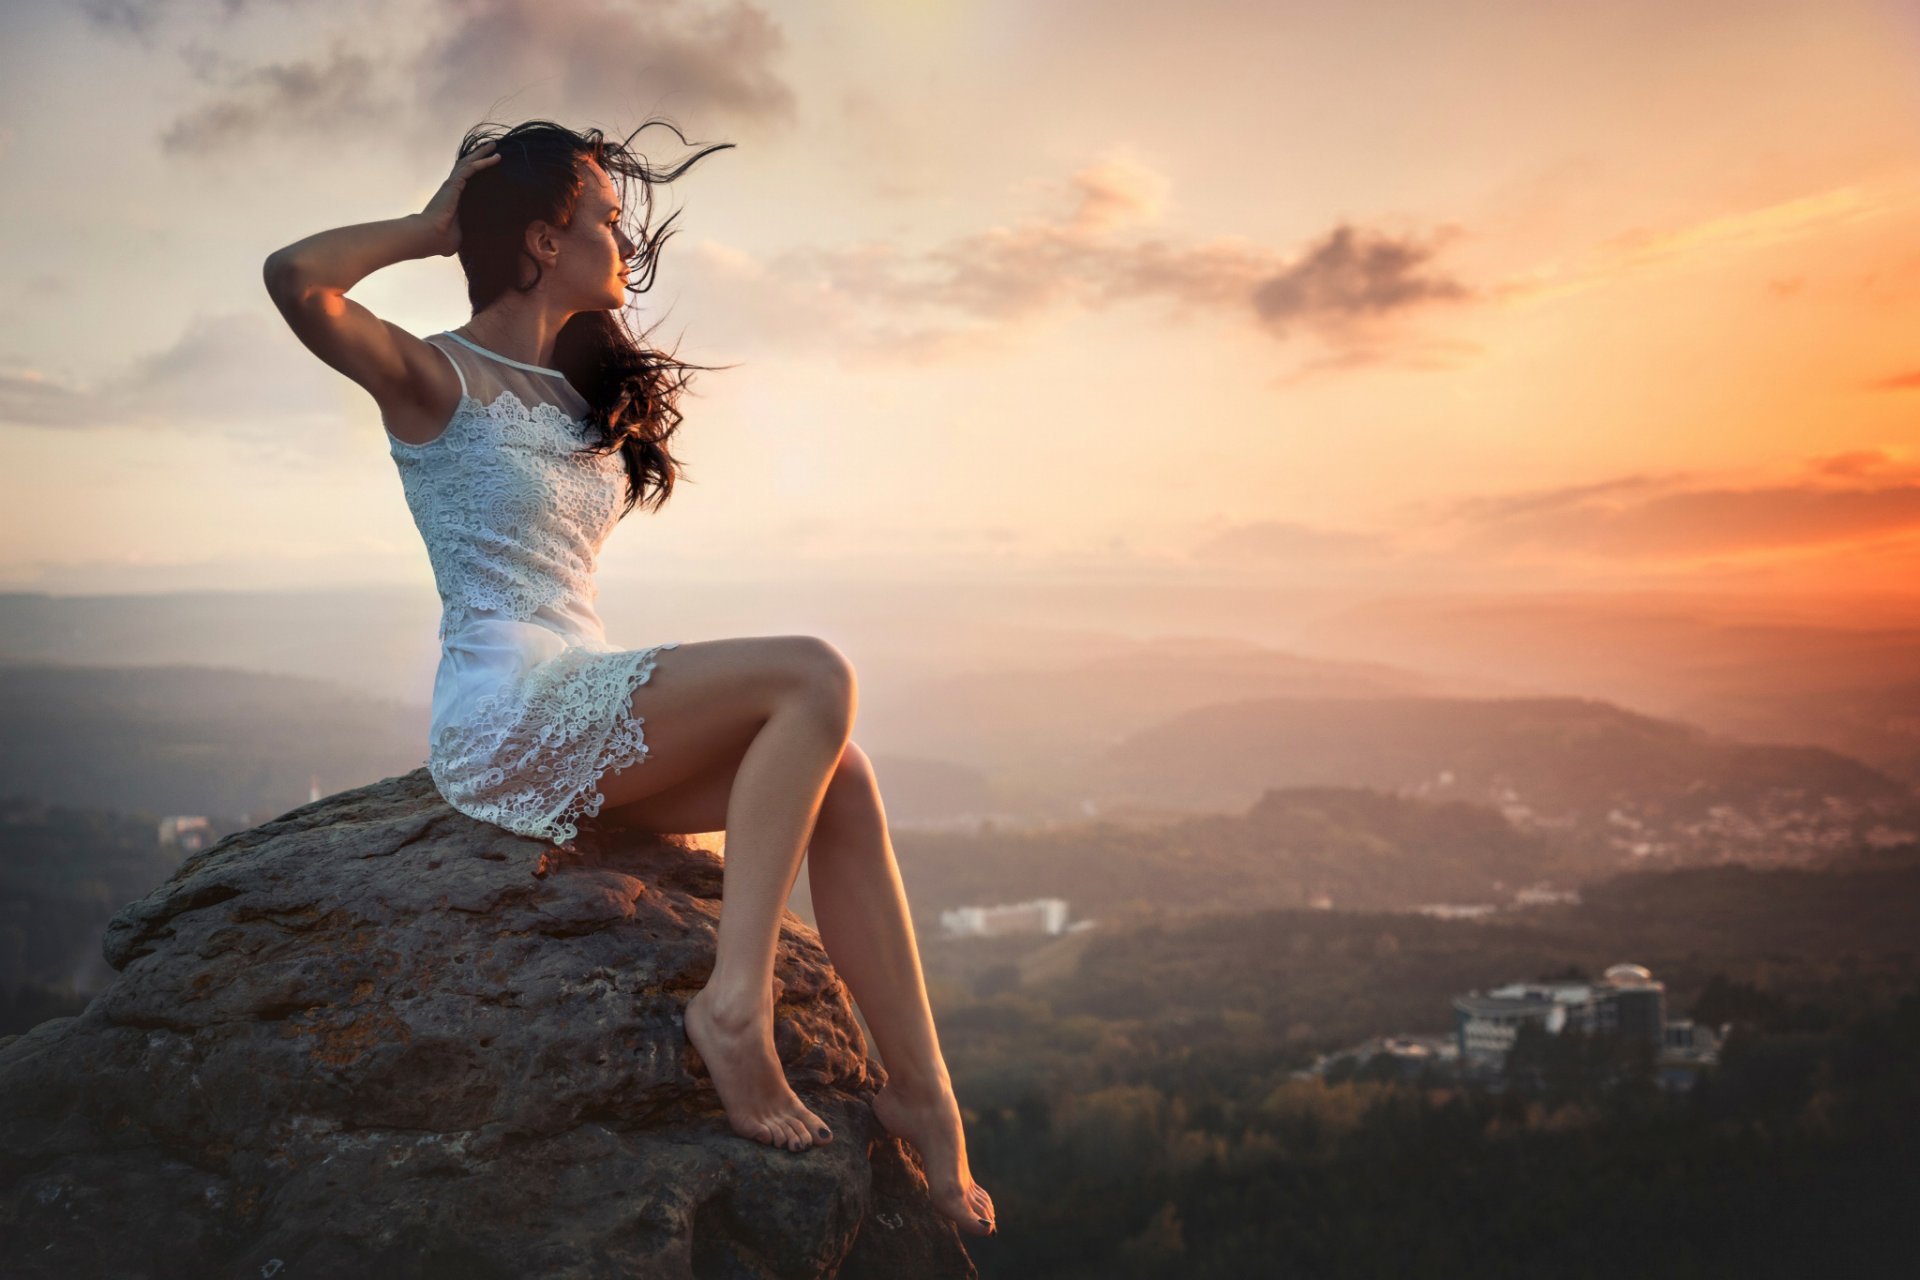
[262, 118, 995, 1238]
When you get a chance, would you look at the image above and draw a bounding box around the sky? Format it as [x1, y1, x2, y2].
[3, 0, 1920, 606]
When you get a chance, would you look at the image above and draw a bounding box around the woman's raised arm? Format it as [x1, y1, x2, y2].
[262, 141, 500, 411]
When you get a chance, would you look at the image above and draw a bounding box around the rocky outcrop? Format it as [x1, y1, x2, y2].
[0, 768, 976, 1279]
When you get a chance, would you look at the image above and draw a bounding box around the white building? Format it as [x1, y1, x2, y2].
[1414, 903, 1499, 921]
[939, 897, 1071, 938]
[157, 815, 212, 854]
[1453, 963, 1668, 1068]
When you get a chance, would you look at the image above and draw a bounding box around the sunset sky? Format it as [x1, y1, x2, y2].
[4, 0, 1920, 604]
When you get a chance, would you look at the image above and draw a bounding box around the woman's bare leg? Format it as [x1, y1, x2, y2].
[808, 743, 997, 1236]
[594, 640, 997, 1232]
[682, 673, 852, 1154]
[590, 636, 857, 1154]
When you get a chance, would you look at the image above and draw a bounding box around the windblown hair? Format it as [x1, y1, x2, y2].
[451, 118, 734, 517]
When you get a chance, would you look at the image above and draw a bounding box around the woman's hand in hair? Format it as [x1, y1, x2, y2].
[417, 139, 502, 257]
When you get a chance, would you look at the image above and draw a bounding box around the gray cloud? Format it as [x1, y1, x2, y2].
[0, 372, 97, 429]
[1446, 473, 1683, 524]
[79, 0, 310, 43]
[147, 0, 796, 157]
[0, 311, 354, 448]
[417, 0, 795, 134]
[1250, 223, 1475, 338]
[76, 0, 171, 41]
[715, 163, 1474, 361]
[162, 42, 393, 156]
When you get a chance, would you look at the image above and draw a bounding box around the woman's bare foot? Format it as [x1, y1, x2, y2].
[683, 986, 834, 1152]
[871, 1077, 997, 1236]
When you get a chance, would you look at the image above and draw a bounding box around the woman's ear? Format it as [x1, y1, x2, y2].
[524, 220, 563, 267]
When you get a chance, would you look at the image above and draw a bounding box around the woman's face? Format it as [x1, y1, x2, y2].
[553, 159, 634, 311]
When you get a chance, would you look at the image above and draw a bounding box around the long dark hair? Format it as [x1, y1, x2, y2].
[451, 118, 734, 517]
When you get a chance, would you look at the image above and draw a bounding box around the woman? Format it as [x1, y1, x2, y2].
[262, 119, 995, 1238]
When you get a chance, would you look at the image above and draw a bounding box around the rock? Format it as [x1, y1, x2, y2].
[0, 768, 977, 1279]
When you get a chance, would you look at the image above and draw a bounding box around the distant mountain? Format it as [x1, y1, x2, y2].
[0, 592, 1492, 818]
[0, 662, 427, 820]
[23, 583, 1920, 794]
[1295, 591, 1920, 783]
[891, 783, 1588, 921]
[1675, 678, 1920, 788]
[864, 636, 1468, 782]
[0, 589, 438, 705]
[1091, 695, 1918, 867]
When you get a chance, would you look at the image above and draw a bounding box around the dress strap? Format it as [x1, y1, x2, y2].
[442, 328, 569, 378]
[425, 332, 470, 400]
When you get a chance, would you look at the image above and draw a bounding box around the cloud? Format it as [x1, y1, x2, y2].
[0, 311, 353, 445]
[76, 0, 170, 42]
[0, 370, 96, 429]
[146, 0, 797, 156]
[1446, 473, 1685, 525]
[162, 42, 394, 156]
[80, 1, 322, 45]
[1868, 370, 1920, 393]
[1595, 186, 1887, 269]
[1063, 156, 1171, 235]
[1442, 455, 1920, 562]
[418, 0, 795, 134]
[681, 155, 1474, 364]
[1805, 448, 1914, 479]
[1494, 184, 1907, 306]
[1249, 222, 1475, 339]
[1179, 452, 1920, 591]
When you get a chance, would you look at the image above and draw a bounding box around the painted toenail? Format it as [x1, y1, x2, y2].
[816, 1126, 831, 1140]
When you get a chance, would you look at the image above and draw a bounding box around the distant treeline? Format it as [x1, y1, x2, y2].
[0, 798, 188, 1007]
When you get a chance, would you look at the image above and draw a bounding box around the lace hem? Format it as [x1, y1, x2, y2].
[428, 640, 681, 848]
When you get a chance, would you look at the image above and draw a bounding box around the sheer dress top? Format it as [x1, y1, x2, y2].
[389, 332, 628, 643]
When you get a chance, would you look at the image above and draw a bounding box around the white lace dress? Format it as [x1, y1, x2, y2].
[387, 329, 680, 849]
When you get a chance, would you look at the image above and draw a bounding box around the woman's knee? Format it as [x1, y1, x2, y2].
[780, 635, 857, 735]
[817, 741, 882, 829]
[831, 740, 877, 793]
